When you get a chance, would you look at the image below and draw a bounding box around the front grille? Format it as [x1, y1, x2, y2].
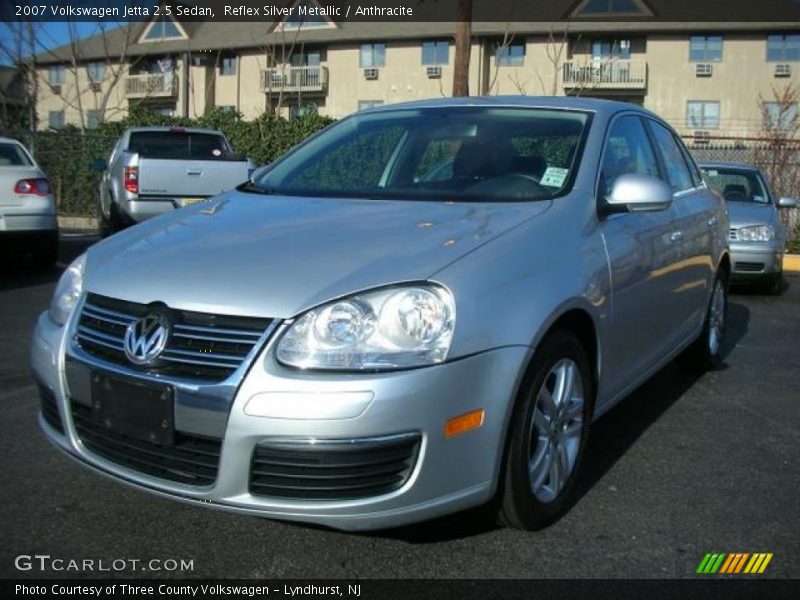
[38, 384, 64, 434]
[735, 261, 765, 272]
[71, 403, 221, 486]
[75, 293, 272, 382]
[249, 434, 421, 500]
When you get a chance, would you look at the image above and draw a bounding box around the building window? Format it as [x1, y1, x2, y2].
[48, 110, 65, 129]
[360, 43, 386, 68]
[591, 39, 631, 60]
[496, 43, 525, 66]
[573, 0, 652, 17]
[219, 55, 237, 76]
[358, 100, 384, 111]
[289, 104, 318, 118]
[763, 101, 799, 131]
[689, 36, 723, 62]
[48, 65, 65, 86]
[282, 0, 329, 29]
[86, 109, 100, 129]
[422, 41, 449, 66]
[86, 62, 105, 82]
[767, 34, 800, 61]
[143, 16, 184, 41]
[686, 101, 720, 129]
[219, 105, 236, 112]
[290, 51, 322, 66]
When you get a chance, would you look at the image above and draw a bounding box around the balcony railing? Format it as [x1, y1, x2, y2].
[261, 66, 328, 94]
[562, 60, 647, 90]
[124, 73, 178, 98]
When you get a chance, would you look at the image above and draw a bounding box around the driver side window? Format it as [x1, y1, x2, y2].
[600, 115, 660, 199]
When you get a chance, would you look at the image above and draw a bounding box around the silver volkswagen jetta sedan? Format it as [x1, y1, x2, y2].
[32, 98, 729, 531]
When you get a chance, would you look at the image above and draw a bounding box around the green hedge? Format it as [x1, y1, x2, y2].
[27, 106, 335, 217]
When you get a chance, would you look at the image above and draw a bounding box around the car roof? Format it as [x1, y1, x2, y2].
[0, 137, 25, 145]
[698, 161, 761, 172]
[125, 127, 224, 135]
[362, 95, 656, 118]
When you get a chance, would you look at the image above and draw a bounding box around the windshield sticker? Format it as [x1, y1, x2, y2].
[540, 167, 569, 187]
[705, 169, 718, 177]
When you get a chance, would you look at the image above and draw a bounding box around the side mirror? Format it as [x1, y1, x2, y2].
[606, 173, 673, 213]
[91, 158, 108, 172]
[777, 196, 798, 208]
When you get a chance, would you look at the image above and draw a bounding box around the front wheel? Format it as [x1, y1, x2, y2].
[496, 329, 594, 530]
[681, 271, 728, 371]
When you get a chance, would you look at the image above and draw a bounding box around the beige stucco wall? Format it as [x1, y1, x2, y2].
[645, 34, 800, 138]
[35, 32, 800, 139]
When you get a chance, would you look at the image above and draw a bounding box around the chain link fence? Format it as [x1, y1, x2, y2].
[686, 140, 800, 252]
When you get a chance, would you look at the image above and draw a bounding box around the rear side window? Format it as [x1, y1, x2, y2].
[128, 131, 232, 159]
[647, 121, 694, 193]
[599, 115, 659, 199]
[0, 142, 33, 166]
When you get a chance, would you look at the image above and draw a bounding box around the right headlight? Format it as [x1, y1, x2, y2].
[275, 284, 456, 371]
[48, 253, 85, 326]
[735, 224, 774, 242]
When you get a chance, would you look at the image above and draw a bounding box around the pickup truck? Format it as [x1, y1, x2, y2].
[94, 127, 252, 235]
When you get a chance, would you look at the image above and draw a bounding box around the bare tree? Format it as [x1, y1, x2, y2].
[0, 21, 39, 136]
[755, 84, 800, 202]
[452, 0, 473, 97]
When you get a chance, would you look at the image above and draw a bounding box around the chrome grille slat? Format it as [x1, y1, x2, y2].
[173, 324, 262, 338]
[75, 293, 274, 383]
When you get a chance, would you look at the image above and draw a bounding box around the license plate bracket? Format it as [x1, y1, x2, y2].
[92, 373, 174, 446]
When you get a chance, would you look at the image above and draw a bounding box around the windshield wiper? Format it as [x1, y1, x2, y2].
[238, 182, 276, 195]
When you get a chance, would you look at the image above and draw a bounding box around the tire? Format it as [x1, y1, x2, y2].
[763, 269, 783, 296]
[496, 329, 595, 530]
[101, 199, 125, 237]
[681, 270, 728, 371]
[31, 232, 58, 271]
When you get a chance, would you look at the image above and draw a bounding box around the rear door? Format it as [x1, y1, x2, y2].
[598, 114, 688, 401]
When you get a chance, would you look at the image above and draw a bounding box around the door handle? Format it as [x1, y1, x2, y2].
[669, 231, 684, 243]
[186, 169, 202, 176]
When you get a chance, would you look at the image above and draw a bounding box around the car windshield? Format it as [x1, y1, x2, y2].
[250, 107, 590, 202]
[701, 167, 770, 204]
[0, 142, 32, 166]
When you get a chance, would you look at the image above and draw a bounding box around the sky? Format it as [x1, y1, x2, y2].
[0, 22, 122, 64]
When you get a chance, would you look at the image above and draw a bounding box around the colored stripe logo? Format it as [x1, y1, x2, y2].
[696, 552, 773, 574]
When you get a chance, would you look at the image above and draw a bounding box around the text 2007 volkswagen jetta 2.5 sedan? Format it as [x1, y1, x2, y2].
[33, 98, 729, 531]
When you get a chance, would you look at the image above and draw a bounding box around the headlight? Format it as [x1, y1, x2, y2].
[276, 284, 456, 370]
[48, 254, 86, 326]
[735, 224, 774, 242]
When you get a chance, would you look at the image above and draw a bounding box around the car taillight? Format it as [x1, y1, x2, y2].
[14, 178, 50, 196]
[124, 166, 138, 194]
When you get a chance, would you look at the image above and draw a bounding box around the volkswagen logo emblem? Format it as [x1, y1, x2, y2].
[124, 313, 170, 365]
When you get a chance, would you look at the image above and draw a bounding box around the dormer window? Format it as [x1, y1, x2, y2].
[572, 0, 653, 18]
[141, 16, 185, 42]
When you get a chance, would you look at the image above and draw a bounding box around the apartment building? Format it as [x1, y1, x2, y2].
[34, 0, 800, 139]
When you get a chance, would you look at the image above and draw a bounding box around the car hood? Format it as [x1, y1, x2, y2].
[726, 201, 775, 229]
[85, 193, 550, 318]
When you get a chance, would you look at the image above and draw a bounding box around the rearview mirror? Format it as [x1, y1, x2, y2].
[777, 196, 798, 208]
[606, 173, 673, 213]
[90, 158, 107, 172]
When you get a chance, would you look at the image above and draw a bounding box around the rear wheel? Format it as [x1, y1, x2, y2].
[681, 271, 728, 371]
[100, 198, 125, 237]
[497, 329, 594, 530]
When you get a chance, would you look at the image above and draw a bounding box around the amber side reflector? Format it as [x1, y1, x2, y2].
[444, 409, 485, 438]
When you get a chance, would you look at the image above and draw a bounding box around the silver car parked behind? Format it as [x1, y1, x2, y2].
[33, 98, 729, 531]
[700, 162, 796, 295]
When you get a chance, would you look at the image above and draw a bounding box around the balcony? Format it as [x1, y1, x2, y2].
[562, 60, 647, 91]
[124, 73, 178, 98]
[261, 66, 328, 94]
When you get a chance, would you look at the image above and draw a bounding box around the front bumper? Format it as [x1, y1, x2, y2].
[729, 241, 783, 279]
[32, 310, 527, 531]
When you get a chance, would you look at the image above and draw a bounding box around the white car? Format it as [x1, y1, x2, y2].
[0, 137, 58, 268]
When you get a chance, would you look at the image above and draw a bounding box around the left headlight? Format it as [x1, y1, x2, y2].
[735, 224, 774, 242]
[49, 254, 86, 326]
[276, 284, 456, 371]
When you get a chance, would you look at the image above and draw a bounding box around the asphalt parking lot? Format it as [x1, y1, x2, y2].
[1, 234, 798, 579]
